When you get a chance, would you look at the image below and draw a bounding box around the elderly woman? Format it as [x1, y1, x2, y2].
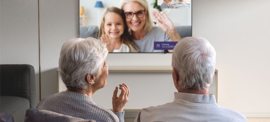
[37, 37, 129, 122]
[120, 0, 181, 52]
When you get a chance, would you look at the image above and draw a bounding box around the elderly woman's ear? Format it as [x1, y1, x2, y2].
[86, 74, 96, 85]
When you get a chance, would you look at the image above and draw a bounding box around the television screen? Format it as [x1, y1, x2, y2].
[79, 0, 192, 53]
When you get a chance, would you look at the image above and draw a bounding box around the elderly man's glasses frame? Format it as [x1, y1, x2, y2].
[124, 10, 146, 19]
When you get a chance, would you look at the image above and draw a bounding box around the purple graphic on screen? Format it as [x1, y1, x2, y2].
[154, 42, 178, 50]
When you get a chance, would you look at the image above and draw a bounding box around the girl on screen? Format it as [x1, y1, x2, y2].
[99, 7, 139, 52]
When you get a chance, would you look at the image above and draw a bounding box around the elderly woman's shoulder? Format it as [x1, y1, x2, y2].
[89, 104, 120, 121]
[39, 91, 69, 103]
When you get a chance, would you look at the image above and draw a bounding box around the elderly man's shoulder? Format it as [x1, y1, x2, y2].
[139, 102, 247, 122]
[217, 106, 247, 121]
[140, 102, 176, 115]
[137, 102, 175, 121]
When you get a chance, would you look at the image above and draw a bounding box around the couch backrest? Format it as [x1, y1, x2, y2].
[80, 25, 99, 39]
[175, 25, 192, 39]
[25, 108, 96, 122]
[0, 112, 14, 122]
[0, 64, 36, 108]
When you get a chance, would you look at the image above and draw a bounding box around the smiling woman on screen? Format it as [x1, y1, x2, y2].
[120, 0, 182, 52]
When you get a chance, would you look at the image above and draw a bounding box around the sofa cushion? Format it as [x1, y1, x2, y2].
[25, 108, 96, 122]
[0, 112, 14, 122]
[0, 96, 29, 122]
[0, 96, 29, 113]
[80, 25, 99, 39]
[175, 25, 192, 38]
[0, 64, 36, 108]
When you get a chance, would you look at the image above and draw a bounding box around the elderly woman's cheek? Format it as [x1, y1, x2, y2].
[101, 67, 109, 87]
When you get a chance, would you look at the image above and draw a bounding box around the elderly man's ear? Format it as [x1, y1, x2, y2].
[172, 67, 181, 91]
[86, 74, 96, 85]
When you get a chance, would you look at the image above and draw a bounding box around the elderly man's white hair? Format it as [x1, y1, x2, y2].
[172, 37, 216, 91]
[59, 37, 108, 91]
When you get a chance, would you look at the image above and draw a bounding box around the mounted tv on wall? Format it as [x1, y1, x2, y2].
[79, 0, 192, 53]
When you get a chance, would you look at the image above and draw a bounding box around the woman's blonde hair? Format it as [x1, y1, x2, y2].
[99, 7, 139, 52]
[121, 0, 153, 32]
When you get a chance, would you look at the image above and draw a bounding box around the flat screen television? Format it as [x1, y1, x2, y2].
[79, 0, 192, 53]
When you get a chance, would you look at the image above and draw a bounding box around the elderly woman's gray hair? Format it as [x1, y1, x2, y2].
[172, 37, 216, 91]
[59, 37, 108, 91]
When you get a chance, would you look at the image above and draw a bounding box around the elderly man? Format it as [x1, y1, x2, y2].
[135, 37, 247, 122]
[160, 0, 173, 9]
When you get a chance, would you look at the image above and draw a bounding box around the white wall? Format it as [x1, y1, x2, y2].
[1, 0, 270, 118]
[39, 0, 79, 98]
[39, 0, 186, 109]
[54, 0, 270, 117]
[0, 0, 40, 104]
[193, 0, 270, 117]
